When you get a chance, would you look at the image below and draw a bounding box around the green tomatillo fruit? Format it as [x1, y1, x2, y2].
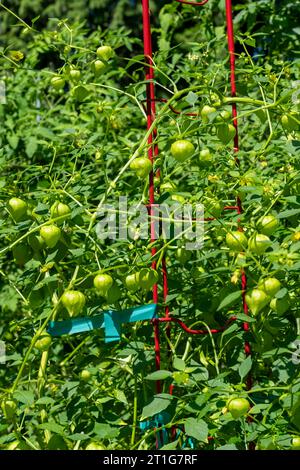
[61, 290, 86, 317]
[258, 277, 281, 297]
[201, 105, 216, 123]
[50, 76, 65, 90]
[40, 225, 61, 248]
[8, 197, 28, 222]
[96, 45, 114, 61]
[248, 233, 271, 255]
[124, 272, 140, 292]
[245, 289, 270, 315]
[171, 140, 195, 162]
[130, 157, 152, 178]
[226, 231, 248, 252]
[34, 333, 52, 352]
[270, 294, 290, 315]
[50, 202, 71, 225]
[257, 214, 279, 236]
[93, 274, 113, 296]
[227, 397, 250, 419]
[217, 123, 236, 145]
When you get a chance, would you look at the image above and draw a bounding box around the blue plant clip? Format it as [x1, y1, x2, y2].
[140, 411, 170, 448]
[47, 303, 157, 343]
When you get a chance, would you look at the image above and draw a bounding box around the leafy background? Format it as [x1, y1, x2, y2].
[0, 0, 300, 451]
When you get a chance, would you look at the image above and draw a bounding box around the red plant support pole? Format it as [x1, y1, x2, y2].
[225, 0, 251, 359]
[142, 0, 161, 394]
[225, 2, 254, 449]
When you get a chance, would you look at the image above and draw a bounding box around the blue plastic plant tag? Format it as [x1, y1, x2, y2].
[47, 314, 104, 337]
[104, 311, 122, 343]
[140, 411, 170, 448]
[47, 303, 158, 343]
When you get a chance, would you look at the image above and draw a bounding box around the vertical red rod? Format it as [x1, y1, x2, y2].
[225, 2, 254, 450]
[142, 0, 161, 394]
[225, 0, 252, 363]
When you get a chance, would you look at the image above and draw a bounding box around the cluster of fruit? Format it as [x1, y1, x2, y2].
[50, 45, 114, 92]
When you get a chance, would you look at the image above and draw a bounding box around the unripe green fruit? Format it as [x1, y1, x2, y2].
[257, 214, 279, 236]
[93, 274, 113, 296]
[92, 60, 106, 76]
[270, 294, 290, 315]
[50, 202, 71, 225]
[226, 231, 248, 251]
[248, 233, 271, 255]
[80, 369, 91, 382]
[171, 140, 195, 162]
[34, 333, 52, 352]
[96, 45, 114, 61]
[227, 398, 250, 419]
[124, 273, 140, 292]
[8, 197, 28, 222]
[130, 157, 152, 178]
[61, 290, 86, 317]
[246, 289, 270, 315]
[51, 76, 65, 90]
[40, 225, 61, 248]
[258, 277, 281, 297]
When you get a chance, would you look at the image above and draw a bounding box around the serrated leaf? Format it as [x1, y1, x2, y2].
[217, 291, 242, 310]
[114, 389, 128, 404]
[34, 203, 49, 215]
[216, 444, 238, 450]
[35, 397, 55, 405]
[93, 423, 119, 439]
[173, 357, 186, 371]
[238, 356, 252, 380]
[160, 439, 179, 450]
[185, 91, 198, 106]
[25, 137, 38, 158]
[235, 313, 256, 323]
[141, 393, 172, 420]
[184, 418, 208, 442]
[145, 370, 172, 380]
[13, 390, 35, 406]
[278, 209, 300, 219]
[275, 287, 288, 299]
[68, 433, 90, 441]
[38, 422, 64, 434]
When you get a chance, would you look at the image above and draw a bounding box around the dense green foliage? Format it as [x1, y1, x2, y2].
[0, 0, 300, 451]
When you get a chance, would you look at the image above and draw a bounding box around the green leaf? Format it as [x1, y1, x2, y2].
[235, 313, 256, 323]
[275, 287, 288, 299]
[173, 357, 186, 371]
[34, 203, 49, 215]
[7, 134, 19, 149]
[13, 390, 35, 406]
[184, 418, 208, 442]
[217, 291, 242, 310]
[216, 444, 238, 450]
[141, 393, 173, 420]
[38, 422, 65, 434]
[35, 397, 55, 405]
[93, 423, 119, 439]
[145, 370, 172, 380]
[185, 91, 198, 106]
[25, 137, 38, 158]
[68, 433, 90, 441]
[239, 356, 252, 380]
[113, 389, 128, 404]
[160, 439, 179, 450]
[278, 209, 300, 219]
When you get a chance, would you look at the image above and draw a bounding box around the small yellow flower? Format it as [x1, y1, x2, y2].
[9, 50, 24, 62]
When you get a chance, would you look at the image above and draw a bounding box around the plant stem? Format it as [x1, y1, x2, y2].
[131, 376, 138, 447]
